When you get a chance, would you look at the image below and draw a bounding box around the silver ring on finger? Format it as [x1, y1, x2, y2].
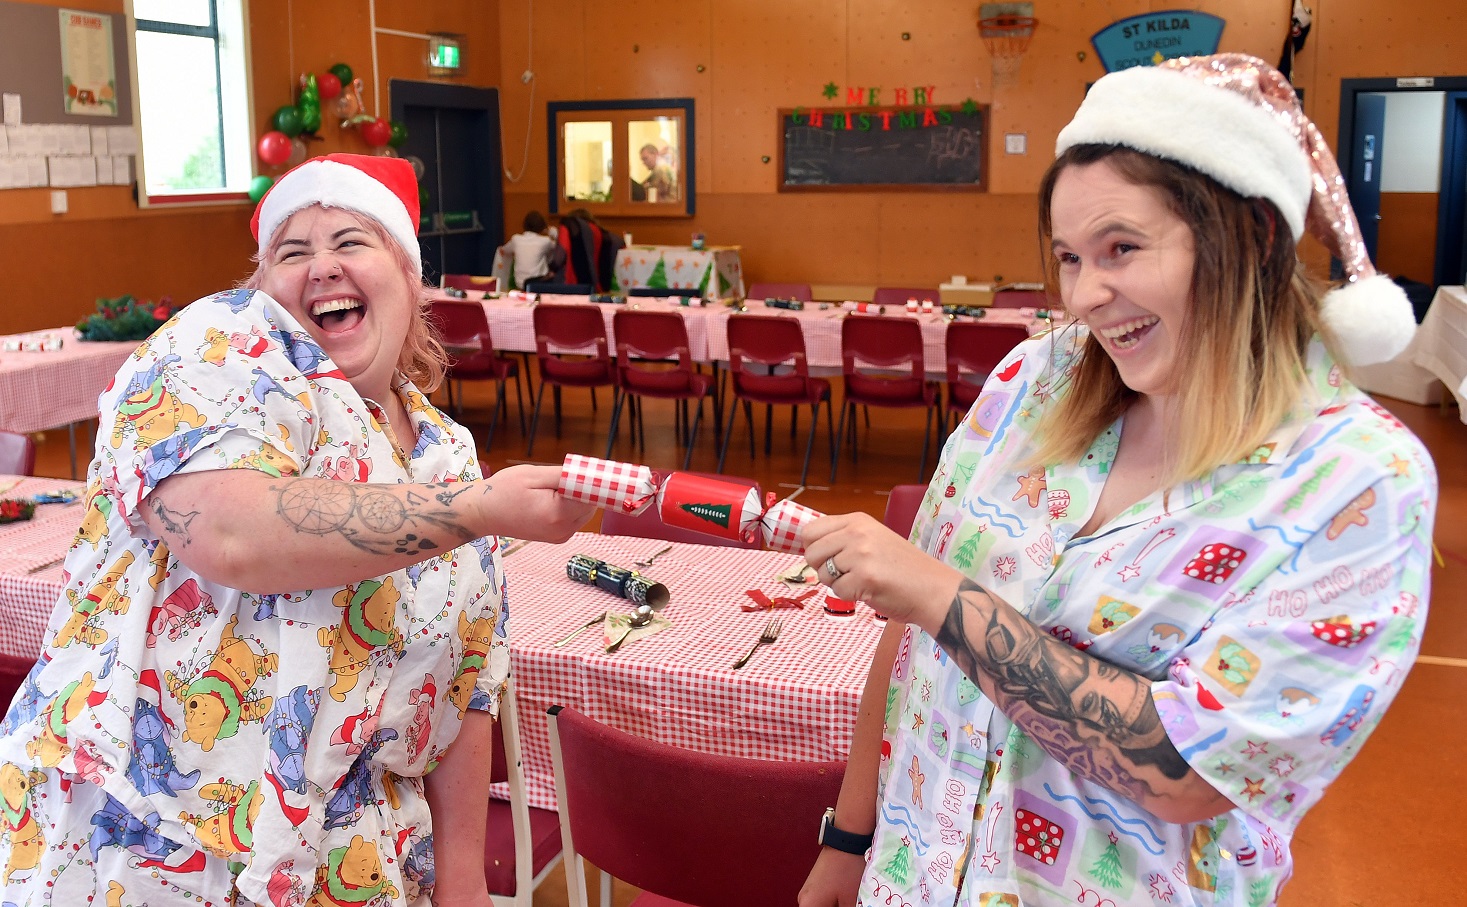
[824, 556, 843, 582]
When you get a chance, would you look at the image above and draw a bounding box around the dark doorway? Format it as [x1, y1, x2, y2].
[391, 80, 504, 285]
[1338, 76, 1467, 291]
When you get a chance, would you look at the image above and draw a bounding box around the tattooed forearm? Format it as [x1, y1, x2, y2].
[148, 495, 200, 545]
[935, 579, 1191, 800]
[271, 481, 479, 555]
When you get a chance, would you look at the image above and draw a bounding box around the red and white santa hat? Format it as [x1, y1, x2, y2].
[250, 152, 422, 277]
[1055, 53, 1415, 366]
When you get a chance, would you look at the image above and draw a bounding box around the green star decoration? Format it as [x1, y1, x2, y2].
[822, 81, 839, 100]
[961, 97, 979, 116]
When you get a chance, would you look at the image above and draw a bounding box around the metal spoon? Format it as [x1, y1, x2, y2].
[605, 604, 654, 653]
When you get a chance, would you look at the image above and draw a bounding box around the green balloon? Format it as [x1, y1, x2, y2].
[329, 62, 353, 85]
[418, 186, 430, 207]
[388, 120, 408, 147]
[248, 174, 273, 203]
[272, 104, 303, 137]
[298, 103, 322, 134]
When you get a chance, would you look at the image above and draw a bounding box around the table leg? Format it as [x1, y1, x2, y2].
[68, 422, 78, 479]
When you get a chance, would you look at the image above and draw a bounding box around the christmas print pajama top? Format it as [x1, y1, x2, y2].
[0, 289, 508, 906]
[860, 329, 1435, 906]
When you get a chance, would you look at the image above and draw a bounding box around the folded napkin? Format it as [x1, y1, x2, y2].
[601, 609, 672, 651]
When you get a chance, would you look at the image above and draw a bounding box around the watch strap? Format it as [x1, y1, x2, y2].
[819, 808, 873, 855]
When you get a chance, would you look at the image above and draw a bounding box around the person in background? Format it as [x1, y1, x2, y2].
[501, 209, 556, 290]
[638, 143, 677, 202]
[0, 153, 594, 907]
[799, 54, 1432, 906]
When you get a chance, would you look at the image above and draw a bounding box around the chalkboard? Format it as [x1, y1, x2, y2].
[778, 105, 988, 191]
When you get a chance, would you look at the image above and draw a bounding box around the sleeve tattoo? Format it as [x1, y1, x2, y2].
[934, 578, 1192, 801]
[269, 480, 488, 555]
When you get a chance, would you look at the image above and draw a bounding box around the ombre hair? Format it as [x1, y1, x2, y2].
[1031, 144, 1342, 486]
[244, 206, 448, 392]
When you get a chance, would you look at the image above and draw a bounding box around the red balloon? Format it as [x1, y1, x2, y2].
[318, 72, 342, 101]
[360, 117, 392, 148]
[258, 130, 292, 166]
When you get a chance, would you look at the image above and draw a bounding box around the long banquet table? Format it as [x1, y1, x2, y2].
[0, 492, 882, 810]
[431, 289, 1051, 373]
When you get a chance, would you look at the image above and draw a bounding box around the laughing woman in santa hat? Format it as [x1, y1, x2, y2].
[0, 153, 593, 906]
[800, 56, 1435, 906]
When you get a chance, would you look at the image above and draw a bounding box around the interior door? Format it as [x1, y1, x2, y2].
[1349, 93, 1387, 263]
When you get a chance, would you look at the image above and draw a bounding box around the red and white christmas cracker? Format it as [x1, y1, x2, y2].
[558, 455, 821, 554]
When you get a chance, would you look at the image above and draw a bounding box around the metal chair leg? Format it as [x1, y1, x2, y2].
[526, 381, 549, 457]
[745, 401, 756, 459]
[514, 372, 527, 435]
[830, 402, 849, 482]
[682, 397, 705, 470]
[716, 396, 739, 474]
[604, 390, 627, 458]
[798, 401, 819, 486]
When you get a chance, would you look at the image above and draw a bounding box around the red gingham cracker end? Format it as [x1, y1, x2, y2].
[558, 454, 653, 512]
[763, 500, 824, 553]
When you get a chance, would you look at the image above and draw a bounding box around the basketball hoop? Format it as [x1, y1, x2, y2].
[979, 15, 1037, 85]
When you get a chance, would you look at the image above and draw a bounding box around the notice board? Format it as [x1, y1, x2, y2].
[0, 0, 133, 125]
[778, 105, 988, 191]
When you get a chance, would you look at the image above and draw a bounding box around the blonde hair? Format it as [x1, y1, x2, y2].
[244, 206, 448, 392]
[1031, 145, 1341, 486]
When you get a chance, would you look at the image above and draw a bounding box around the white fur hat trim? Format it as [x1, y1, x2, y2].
[254, 159, 421, 275]
[1056, 65, 1313, 239]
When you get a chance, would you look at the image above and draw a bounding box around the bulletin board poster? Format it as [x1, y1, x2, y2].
[58, 8, 117, 116]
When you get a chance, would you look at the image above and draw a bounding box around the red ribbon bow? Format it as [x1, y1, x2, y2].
[742, 588, 817, 612]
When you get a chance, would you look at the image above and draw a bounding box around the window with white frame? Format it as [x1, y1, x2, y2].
[128, 0, 251, 203]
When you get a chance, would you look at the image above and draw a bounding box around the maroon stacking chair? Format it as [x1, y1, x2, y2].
[871, 286, 939, 308]
[605, 310, 718, 471]
[527, 304, 617, 457]
[745, 282, 813, 302]
[834, 315, 942, 482]
[599, 471, 761, 548]
[945, 321, 1030, 433]
[883, 483, 927, 539]
[441, 273, 498, 295]
[992, 288, 1049, 309]
[429, 300, 526, 451]
[547, 704, 845, 907]
[0, 431, 37, 475]
[717, 314, 833, 487]
[485, 682, 563, 907]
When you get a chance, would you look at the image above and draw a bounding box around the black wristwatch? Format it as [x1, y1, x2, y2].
[818, 807, 874, 855]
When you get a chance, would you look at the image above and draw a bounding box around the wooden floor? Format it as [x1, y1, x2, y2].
[28, 375, 1466, 905]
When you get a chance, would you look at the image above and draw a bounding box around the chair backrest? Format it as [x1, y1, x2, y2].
[548, 704, 845, 907]
[486, 681, 564, 906]
[0, 431, 36, 476]
[611, 310, 692, 371]
[726, 314, 809, 377]
[525, 281, 593, 296]
[442, 273, 498, 293]
[746, 282, 813, 302]
[883, 483, 926, 538]
[945, 322, 1030, 387]
[598, 471, 761, 548]
[992, 288, 1048, 309]
[533, 304, 609, 359]
[872, 286, 939, 308]
[428, 300, 492, 351]
[841, 314, 924, 378]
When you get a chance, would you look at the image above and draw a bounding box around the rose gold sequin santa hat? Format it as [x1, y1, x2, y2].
[250, 152, 422, 278]
[1055, 53, 1415, 365]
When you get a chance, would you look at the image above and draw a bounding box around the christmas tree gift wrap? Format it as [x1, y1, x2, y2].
[556, 455, 823, 553]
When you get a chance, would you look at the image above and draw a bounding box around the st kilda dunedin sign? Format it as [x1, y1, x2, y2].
[1090, 10, 1225, 72]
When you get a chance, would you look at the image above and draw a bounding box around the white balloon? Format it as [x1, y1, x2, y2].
[286, 137, 308, 167]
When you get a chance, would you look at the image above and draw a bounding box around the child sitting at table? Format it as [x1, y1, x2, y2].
[501, 210, 556, 289]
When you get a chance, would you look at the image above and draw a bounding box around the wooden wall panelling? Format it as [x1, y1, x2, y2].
[1377, 192, 1440, 285]
[709, 0, 846, 195]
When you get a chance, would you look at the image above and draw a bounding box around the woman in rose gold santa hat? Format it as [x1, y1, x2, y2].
[800, 55, 1433, 907]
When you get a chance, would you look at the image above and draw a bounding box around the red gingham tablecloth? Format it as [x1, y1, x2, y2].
[0, 330, 137, 434]
[0, 476, 87, 662]
[501, 532, 881, 809]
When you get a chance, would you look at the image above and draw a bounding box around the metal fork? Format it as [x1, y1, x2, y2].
[732, 617, 782, 670]
[635, 544, 673, 568]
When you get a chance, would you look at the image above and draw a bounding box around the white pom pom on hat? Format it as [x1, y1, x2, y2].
[250, 153, 423, 278]
[1055, 53, 1415, 366]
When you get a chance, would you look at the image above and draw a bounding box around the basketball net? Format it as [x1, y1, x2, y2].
[980, 15, 1036, 86]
